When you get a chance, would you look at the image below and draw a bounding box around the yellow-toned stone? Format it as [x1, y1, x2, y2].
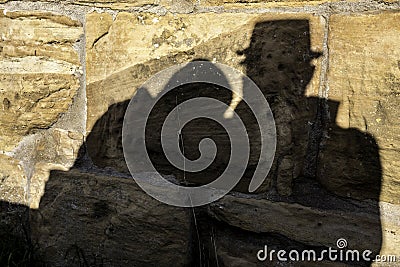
[86, 12, 325, 196]
[0, 10, 83, 152]
[0, 73, 80, 151]
[77, 0, 154, 5]
[74, 0, 158, 8]
[79, 0, 196, 11]
[325, 13, 400, 204]
[201, 0, 330, 8]
[86, 12, 324, 132]
[34, 128, 84, 167]
[199, 0, 396, 8]
[0, 0, 195, 10]
[0, 11, 82, 64]
[0, 154, 27, 205]
[380, 202, 400, 256]
[1, 128, 84, 208]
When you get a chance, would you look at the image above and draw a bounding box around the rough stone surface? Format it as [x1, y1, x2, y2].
[0, 2, 399, 266]
[197, 216, 354, 267]
[0, 0, 195, 10]
[206, 195, 399, 264]
[86, 12, 324, 194]
[201, 0, 331, 7]
[86, 12, 323, 126]
[0, 10, 82, 152]
[30, 169, 192, 266]
[0, 128, 84, 208]
[0, 9, 85, 210]
[379, 202, 400, 255]
[322, 12, 400, 204]
[27, 128, 84, 209]
[200, 0, 400, 9]
[208, 193, 382, 253]
[0, 154, 27, 205]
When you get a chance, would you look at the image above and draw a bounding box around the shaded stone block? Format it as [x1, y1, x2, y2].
[30, 169, 192, 266]
[321, 12, 400, 204]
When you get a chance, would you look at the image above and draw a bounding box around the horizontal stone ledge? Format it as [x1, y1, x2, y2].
[0, 57, 80, 74]
[0, 0, 194, 12]
[207, 193, 383, 253]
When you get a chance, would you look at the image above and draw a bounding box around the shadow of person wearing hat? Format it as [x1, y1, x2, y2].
[225, 20, 383, 265]
[6, 19, 382, 266]
[234, 20, 323, 195]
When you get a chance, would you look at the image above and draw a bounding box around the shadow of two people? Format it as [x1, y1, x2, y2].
[4, 19, 381, 266]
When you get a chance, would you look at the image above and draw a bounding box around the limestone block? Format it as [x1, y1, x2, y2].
[322, 13, 400, 203]
[0, 154, 27, 205]
[208, 192, 382, 255]
[30, 169, 192, 266]
[200, 219, 355, 266]
[201, 0, 331, 8]
[27, 128, 84, 209]
[0, 10, 83, 152]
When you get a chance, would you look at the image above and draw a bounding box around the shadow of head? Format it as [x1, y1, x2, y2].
[23, 18, 383, 266]
[85, 20, 323, 192]
[238, 20, 321, 98]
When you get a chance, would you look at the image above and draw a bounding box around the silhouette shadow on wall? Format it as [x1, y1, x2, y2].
[1, 20, 382, 266]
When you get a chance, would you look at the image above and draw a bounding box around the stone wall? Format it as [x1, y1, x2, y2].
[0, 0, 399, 266]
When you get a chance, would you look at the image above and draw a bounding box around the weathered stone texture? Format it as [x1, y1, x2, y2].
[201, 0, 331, 8]
[0, 154, 27, 205]
[30, 169, 191, 266]
[0, 128, 84, 208]
[0, 3, 398, 266]
[0, 0, 157, 8]
[1, 0, 195, 10]
[27, 129, 84, 209]
[0, 11, 81, 64]
[200, 218, 354, 267]
[380, 202, 400, 255]
[0, 10, 84, 209]
[322, 13, 400, 204]
[86, 12, 323, 84]
[0, 10, 83, 152]
[86, 12, 324, 195]
[72, 0, 158, 8]
[208, 194, 382, 253]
